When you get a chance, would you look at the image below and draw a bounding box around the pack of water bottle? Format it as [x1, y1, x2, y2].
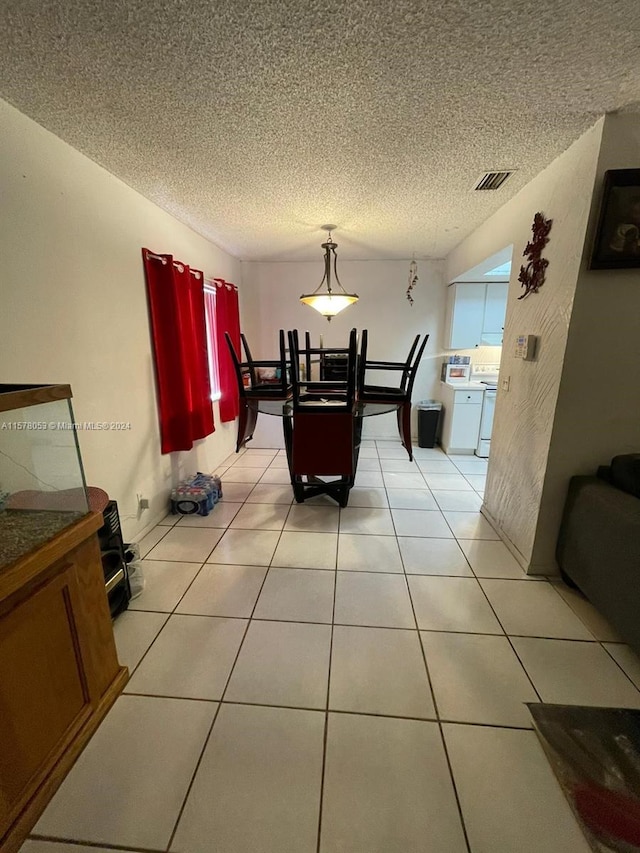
[170, 472, 223, 516]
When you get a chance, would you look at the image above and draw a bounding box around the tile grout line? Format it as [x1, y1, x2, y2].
[471, 566, 629, 700]
[600, 642, 640, 694]
[547, 581, 640, 679]
[124, 553, 212, 679]
[389, 455, 543, 714]
[542, 563, 640, 696]
[120, 693, 538, 731]
[115, 445, 640, 853]
[121, 610, 613, 641]
[390, 479, 473, 853]
[464, 565, 546, 705]
[315, 505, 340, 853]
[29, 834, 164, 853]
[163, 468, 284, 853]
[121, 477, 256, 676]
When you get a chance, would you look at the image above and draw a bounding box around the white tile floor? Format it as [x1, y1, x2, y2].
[25, 441, 640, 853]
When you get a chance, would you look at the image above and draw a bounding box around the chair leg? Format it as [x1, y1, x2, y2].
[338, 485, 350, 507]
[236, 401, 258, 452]
[397, 402, 413, 461]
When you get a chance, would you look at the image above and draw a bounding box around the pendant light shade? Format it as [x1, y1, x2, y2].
[300, 228, 359, 321]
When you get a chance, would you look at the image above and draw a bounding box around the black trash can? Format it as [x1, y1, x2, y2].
[416, 400, 442, 448]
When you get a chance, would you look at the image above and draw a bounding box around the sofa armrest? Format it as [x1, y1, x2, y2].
[557, 475, 640, 653]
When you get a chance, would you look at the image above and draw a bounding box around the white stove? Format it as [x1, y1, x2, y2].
[470, 363, 500, 386]
[469, 364, 500, 457]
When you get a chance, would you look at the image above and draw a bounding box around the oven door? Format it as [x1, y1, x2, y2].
[476, 389, 496, 456]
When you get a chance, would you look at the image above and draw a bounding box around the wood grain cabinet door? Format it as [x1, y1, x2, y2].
[0, 567, 91, 828]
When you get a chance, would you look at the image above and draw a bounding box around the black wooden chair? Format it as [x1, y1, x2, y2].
[357, 330, 429, 461]
[225, 330, 291, 452]
[285, 328, 360, 505]
[290, 329, 358, 398]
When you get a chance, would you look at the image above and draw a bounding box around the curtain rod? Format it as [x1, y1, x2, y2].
[144, 252, 235, 289]
[205, 277, 238, 291]
[145, 250, 202, 279]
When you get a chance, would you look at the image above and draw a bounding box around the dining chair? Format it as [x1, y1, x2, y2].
[356, 330, 429, 461]
[299, 331, 349, 384]
[290, 328, 358, 398]
[225, 330, 291, 452]
[286, 327, 359, 505]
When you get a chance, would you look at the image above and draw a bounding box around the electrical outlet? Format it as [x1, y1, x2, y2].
[501, 376, 511, 392]
[138, 496, 150, 510]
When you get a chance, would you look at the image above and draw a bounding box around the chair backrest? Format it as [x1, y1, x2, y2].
[225, 331, 248, 398]
[299, 331, 342, 383]
[358, 330, 429, 397]
[288, 328, 358, 412]
[303, 331, 320, 382]
[404, 333, 429, 397]
[225, 330, 290, 398]
[239, 333, 259, 388]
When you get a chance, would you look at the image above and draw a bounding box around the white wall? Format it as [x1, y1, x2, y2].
[0, 99, 240, 540]
[445, 119, 605, 571]
[240, 259, 447, 446]
[532, 113, 640, 569]
[454, 345, 502, 366]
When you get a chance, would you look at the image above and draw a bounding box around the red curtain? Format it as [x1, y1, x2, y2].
[214, 278, 241, 423]
[142, 249, 215, 453]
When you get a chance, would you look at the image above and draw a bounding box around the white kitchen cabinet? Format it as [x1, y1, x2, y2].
[439, 385, 484, 454]
[445, 283, 486, 349]
[445, 281, 508, 349]
[480, 282, 509, 344]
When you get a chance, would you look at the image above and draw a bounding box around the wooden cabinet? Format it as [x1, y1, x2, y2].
[445, 282, 508, 349]
[440, 386, 484, 454]
[0, 513, 127, 853]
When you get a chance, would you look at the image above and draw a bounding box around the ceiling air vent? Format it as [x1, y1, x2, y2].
[474, 171, 513, 191]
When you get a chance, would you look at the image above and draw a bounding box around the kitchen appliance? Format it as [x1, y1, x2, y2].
[441, 362, 471, 383]
[470, 363, 500, 458]
[476, 388, 496, 457]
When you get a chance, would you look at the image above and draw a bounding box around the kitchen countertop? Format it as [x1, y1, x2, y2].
[441, 381, 486, 391]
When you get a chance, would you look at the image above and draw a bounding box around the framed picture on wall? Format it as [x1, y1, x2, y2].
[590, 169, 640, 269]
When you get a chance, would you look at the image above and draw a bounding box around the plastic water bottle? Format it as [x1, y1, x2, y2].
[212, 474, 223, 500]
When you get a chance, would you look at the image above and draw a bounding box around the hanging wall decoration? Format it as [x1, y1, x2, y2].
[589, 169, 640, 269]
[518, 212, 553, 300]
[407, 257, 418, 306]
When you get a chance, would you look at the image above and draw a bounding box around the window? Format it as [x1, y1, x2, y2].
[204, 285, 221, 401]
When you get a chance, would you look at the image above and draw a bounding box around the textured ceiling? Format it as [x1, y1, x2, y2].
[1, 0, 639, 260]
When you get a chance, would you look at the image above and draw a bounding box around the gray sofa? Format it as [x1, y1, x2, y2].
[556, 454, 640, 655]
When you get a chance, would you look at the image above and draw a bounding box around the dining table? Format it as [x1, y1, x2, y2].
[256, 398, 401, 506]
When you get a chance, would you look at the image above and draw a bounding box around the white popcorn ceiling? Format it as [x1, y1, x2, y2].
[1, 0, 639, 260]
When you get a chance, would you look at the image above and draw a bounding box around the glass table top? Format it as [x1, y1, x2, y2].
[256, 399, 400, 418]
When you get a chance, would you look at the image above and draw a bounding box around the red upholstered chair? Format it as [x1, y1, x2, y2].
[357, 330, 429, 461]
[225, 330, 291, 452]
[286, 328, 359, 506]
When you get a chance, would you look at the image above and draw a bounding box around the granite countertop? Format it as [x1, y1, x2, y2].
[0, 508, 84, 570]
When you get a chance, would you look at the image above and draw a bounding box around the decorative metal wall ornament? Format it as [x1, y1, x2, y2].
[518, 212, 553, 300]
[407, 257, 418, 306]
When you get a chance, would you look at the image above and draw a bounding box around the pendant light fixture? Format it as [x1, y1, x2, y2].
[299, 225, 359, 321]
